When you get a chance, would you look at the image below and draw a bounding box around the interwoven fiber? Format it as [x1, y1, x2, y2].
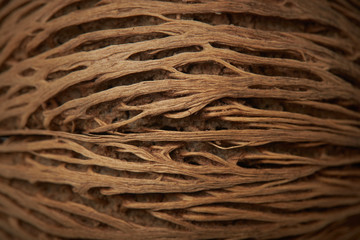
[0, 0, 360, 239]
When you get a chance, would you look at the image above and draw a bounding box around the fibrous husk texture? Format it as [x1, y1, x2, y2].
[0, 0, 360, 239]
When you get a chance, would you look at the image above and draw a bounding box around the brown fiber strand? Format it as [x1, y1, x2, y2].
[0, 0, 359, 239]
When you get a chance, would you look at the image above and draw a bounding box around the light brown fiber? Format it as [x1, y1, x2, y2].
[0, 0, 360, 239]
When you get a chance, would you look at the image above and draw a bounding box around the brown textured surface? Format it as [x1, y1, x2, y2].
[0, 0, 360, 239]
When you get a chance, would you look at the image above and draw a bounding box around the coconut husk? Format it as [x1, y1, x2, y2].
[0, 0, 360, 239]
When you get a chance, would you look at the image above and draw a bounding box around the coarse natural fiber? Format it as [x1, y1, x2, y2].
[0, 0, 360, 239]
